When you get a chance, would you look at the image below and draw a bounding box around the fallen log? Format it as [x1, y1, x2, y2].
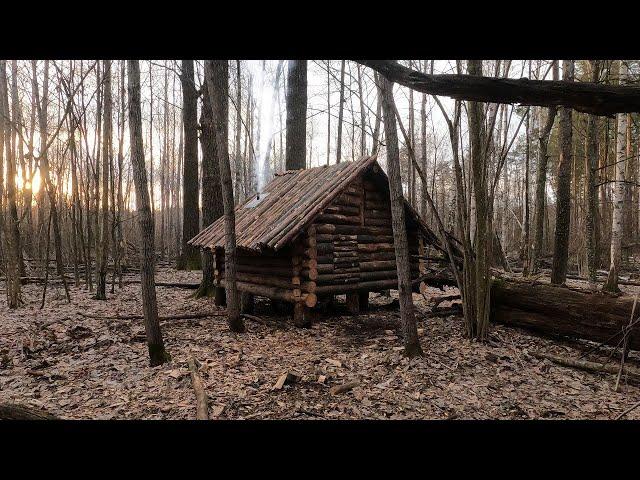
[188, 358, 209, 420]
[0, 403, 58, 420]
[490, 278, 640, 351]
[357, 60, 640, 116]
[419, 272, 640, 351]
[77, 311, 224, 321]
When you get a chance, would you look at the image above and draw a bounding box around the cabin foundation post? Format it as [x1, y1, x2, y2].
[293, 302, 310, 327]
[214, 287, 226, 306]
[303, 306, 319, 325]
[213, 249, 226, 306]
[240, 292, 254, 314]
[358, 291, 369, 311]
[272, 299, 293, 315]
[346, 292, 360, 315]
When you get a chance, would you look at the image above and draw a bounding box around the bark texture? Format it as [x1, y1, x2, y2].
[127, 60, 170, 367]
[196, 80, 224, 298]
[285, 60, 307, 170]
[491, 278, 640, 351]
[378, 75, 423, 357]
[530, 64, 559, 274]
[604, 60, 628, 293]
[585, 61, 601, 283]
[358, 60, 640, 116]
[179, 60, 201, 270]
[205, 60, 244, 333]
[96, 60, 111, 300]
[551, 60, 574, 285]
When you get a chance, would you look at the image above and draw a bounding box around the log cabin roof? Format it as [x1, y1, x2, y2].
[188, 155, 447, 254]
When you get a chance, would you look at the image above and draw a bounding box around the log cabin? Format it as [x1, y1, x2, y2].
[189, 155, 449, 326]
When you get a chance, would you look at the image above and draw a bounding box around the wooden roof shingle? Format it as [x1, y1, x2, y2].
[189, 155, 448, 254]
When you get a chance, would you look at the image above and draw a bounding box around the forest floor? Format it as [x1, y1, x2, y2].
[1, 267, 640, 420]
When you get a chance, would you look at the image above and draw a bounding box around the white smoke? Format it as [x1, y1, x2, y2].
[246, 60, 281, 194]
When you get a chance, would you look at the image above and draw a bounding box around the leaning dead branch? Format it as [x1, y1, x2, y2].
[534, 352, 640, 385]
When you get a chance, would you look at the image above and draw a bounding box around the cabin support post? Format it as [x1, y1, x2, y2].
[213, 249, 226, 306]
[293, 301, 310, 327]
[214, 287, 226, 306]
[358, 291, 369, 311]
[303, 305, 319, 325]
[346, 292, 360, 315]
[240, 292, 254, 314]
[272, 299, 293, 315]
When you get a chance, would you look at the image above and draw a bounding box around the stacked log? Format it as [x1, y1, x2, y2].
[310, 175, 422, 295]
[214, 247, 317, 308]
[211, 172, 424, 315]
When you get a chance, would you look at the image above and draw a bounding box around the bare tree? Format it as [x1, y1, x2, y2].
[96, 60, 111, 300]
[195, 77, 224, 298]
[336, 60, 346, 163]
[585, 60, 601, 284]
[0, 61, 20, 307]
[530, 61, 559, 274]
[127, 60, 170, 366]
[377, 74, 423, 357]
[205, 60, 245, 333]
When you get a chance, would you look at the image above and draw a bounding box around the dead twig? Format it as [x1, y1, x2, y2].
[330, 381, 360, 395]
[615, 400, 640, 420]
[77, 311, 224, 322]
[534, 352, 640, 385]
[241, 313, 270, 326]
[615, 293, 638, 392]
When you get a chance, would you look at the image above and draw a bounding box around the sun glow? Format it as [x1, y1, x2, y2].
[15, 169, 42, 198]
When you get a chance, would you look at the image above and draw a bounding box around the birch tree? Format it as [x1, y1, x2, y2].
[603, 60, 628, 293]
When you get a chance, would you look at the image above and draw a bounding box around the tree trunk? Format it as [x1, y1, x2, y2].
[96, 60, 111, 300]
[531, 61, 559, 274]
[604, 60, 628, 293]
[178, 60, 201, 270]
[205, 60, 245, 333]
[127, 60, 170, 367]
[585, 60, 601, 284]
[336, 60, 345, 164]
[377, 74, 423, 357]
[358, 60, 640, 116]
[551, 60, 574, 285]
[491, 277, 640, 351]
[466, 59, 491, 340]
[195, 77, 224, 298]
[285, 60, 307, 170]
[0, 61, 21, 308]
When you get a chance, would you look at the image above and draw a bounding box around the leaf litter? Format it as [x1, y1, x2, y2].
[1, 267, 640, 420]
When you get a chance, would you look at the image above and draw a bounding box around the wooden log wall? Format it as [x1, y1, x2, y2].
[311, 174, 422, 296]
[214, 247, 317, 308]
[213, 170, 424, 307]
